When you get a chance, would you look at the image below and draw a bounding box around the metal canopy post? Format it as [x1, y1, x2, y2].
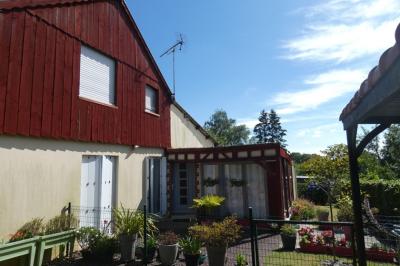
[346, 126, 366, 266]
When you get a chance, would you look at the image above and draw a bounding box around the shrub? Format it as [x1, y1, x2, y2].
[45, 214, 77, 234]
[158, 231, 179, 245]
[336, 195, 354, 222]
[280, 224, 296, 236]
[235, 254, 248, 266]
[76, 227, 117, 261]
[189, 216, 241, 247]
[339, 179, 400, 216]
[9, 218, 44, 242]
[76, 227, 101, 250]
[290, 199, 316, 220]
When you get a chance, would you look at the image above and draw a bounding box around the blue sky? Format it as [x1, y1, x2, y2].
[128, 0, 400, 154]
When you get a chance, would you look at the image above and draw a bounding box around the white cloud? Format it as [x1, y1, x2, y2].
[236, 118, 258, 130]
[284, 0, 400, 62]
[273, 69, 367, 114]
[296, 123, 340, 139]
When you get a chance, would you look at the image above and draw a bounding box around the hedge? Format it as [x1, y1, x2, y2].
[297, 179, 400, 215]
[359, 179, 400, 215]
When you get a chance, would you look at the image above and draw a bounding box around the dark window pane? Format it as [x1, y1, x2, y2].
[180, 198, 187, 205]
[180, 189, 187, 196]
[179, 172, 186, 180]
[179, 163, 186, 170]
[180, 180, 187, 187]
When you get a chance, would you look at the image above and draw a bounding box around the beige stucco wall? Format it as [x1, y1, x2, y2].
[170, 104, 214, 148]
[0, 135, 163, 239]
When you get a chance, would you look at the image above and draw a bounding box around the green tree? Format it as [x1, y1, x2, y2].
[204, 110, 250, 146]
[300, 144, 350, 201]
[382, 125, 400, 175]
[253, 109, 287, 147]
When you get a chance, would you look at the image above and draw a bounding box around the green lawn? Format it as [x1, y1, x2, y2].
[265, 251, 393, 266]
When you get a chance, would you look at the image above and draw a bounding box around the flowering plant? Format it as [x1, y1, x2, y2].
[336, 237, 349, 248]
[298, 227, 315, 245]
[321, 230, 334, 245]
[315, 235, 324, 245]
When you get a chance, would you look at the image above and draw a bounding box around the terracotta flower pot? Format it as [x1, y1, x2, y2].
[118, 233, 137, 262]
[159, 244, 179, 265]
[206, 246, 227, 266]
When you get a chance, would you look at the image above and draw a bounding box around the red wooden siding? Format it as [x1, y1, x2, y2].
[0, 0, 171, 148]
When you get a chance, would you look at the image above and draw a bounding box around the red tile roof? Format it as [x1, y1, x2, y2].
[340, 23, 400, 121]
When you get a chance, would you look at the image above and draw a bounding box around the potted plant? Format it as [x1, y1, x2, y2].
[136, 234, 157, 263]
[192, 194, 225, 221]
[235, 254, 248, 266]
[158, 231, 179, 265]
[189, 216, 241, 266]
[280, 224, 296, 251]
[113, 205, 149, 262]
[76, 227, 117, 262]
[178, 236, 202, 266]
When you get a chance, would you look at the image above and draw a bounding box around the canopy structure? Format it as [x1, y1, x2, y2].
[340, 23, 400, 266]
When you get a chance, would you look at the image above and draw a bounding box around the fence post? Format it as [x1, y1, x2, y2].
[66, 202, 72, 257]
[249, 207, 256, 266]
[254, 224, 259, 266]
[144, 205, 148, 266]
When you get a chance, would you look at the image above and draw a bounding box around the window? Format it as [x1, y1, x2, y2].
[79, 45, 116, 105]
[145, 85, 158, 113]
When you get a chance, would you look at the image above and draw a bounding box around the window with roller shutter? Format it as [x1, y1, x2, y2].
[79, 45, 116, 105]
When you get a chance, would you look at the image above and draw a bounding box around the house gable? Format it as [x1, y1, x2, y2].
[0, 0, 172, 148]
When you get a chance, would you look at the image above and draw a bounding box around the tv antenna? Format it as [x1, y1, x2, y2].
[160, 34, 184, 98]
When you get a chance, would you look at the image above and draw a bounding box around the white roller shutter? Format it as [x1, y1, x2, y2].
[79, 45, 115, 105]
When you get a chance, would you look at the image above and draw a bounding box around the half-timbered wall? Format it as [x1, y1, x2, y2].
[0, 0, 171, 148]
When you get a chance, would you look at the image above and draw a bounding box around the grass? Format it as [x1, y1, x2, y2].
[265, 251, 393, 266]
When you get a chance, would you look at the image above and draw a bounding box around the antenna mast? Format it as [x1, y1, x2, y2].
[160, 34, 184, 98]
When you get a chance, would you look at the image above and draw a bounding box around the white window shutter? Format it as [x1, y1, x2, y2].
[100, 156, 115, 233]
[79, 45, 115, 105]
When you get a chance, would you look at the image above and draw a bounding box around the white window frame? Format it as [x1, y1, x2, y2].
[145, 85, 159, 114]
[79, 45, 116, 106]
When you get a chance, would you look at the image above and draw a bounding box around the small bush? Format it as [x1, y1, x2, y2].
[158, 231, 179, 245]
[9, 218, 45, 242]
[336, 196, 354, 222]
[189, 216, 241, 247]
[45, 214, 77, 234]
[290, 199, 316, 220]
[76, 227, 117, 261]
[235, 254, 248, 266]
[280, 224, 296, 236]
